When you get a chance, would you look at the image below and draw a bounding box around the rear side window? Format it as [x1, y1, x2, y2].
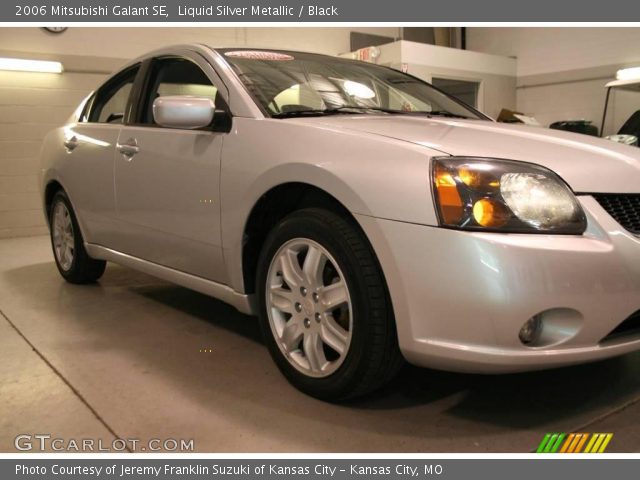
[87, 64, 140, 124]
[140, 57, 218, 125]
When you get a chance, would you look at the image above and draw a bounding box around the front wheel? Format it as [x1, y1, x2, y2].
[256, 208, 403, 401]
[49, 190, 106, 284]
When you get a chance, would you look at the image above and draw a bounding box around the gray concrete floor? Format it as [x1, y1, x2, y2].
[1, 235, 639, 453]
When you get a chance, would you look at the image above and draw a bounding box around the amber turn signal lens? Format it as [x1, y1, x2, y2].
[434, 164, 464, 224]
[459, 167, 500, 189]
[472, 198, 510, 228]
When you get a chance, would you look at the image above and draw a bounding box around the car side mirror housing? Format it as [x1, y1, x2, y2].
[152, 95, 215, 129]
[606, 134, 639, 147]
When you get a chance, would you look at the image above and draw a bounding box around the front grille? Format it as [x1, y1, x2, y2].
[600, 311, 640, 344]
[593, 194, 640, 235]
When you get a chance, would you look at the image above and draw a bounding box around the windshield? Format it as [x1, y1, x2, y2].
[220, 49, 488, 120]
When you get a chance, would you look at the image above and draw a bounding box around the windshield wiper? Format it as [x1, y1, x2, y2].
[272, 106, 408, 118]
[329, 106, 408, 114]
[272, 106, 472, 119]
[418, 110, 470, 119]
[348, 107, 472, 119]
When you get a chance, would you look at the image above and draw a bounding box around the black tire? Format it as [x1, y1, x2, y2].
[49, 190, 106, 284]
[256, 208, 403, 401]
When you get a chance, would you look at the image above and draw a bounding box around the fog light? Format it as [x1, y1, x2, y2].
[519, 316, 542, 345]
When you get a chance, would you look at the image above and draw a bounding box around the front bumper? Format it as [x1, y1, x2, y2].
[355, 196, 640, 373]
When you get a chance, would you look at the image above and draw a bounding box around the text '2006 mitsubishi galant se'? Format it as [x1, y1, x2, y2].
[40, 45, 640, 400]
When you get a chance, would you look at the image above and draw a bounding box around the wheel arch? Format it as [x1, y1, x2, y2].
[241, 182, 367, 295]
[42, 179, 90, 243]
[44, 179, 65, 222]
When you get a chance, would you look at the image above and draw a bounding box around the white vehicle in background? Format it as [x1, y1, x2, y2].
[601, 67, 640, 147]
[39, 45, 640, 401]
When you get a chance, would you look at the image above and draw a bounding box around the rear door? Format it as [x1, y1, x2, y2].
[112, 52, 230, 282]
[61, 64, 140, 245]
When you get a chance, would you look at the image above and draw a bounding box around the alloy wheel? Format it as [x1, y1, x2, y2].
[266, 238, 353, 378]
[52, 201, 75, 271]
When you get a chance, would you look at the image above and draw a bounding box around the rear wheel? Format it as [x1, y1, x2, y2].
[49, 191, 106, 284]
[256, 208, 403, 400]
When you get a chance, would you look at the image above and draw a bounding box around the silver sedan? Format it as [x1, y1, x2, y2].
[39, 45, 640, 400]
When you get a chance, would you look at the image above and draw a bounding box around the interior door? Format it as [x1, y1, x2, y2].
[112, 54, 228, 282]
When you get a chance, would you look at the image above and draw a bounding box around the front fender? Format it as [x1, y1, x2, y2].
[220, 117, 444, 293]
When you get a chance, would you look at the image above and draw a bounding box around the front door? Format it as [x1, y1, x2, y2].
[113, 54, 228, 282]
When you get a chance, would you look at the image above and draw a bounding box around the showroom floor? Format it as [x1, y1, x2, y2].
[1, 235, 639, 453]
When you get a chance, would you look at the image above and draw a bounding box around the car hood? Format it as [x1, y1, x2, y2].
[294, 115, 640, 194]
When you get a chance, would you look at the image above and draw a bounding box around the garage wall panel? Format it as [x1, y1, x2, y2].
[2, 105, 75, 123]
[0, 210, 45, 237]
[0, 142, 42, 160]
[0, 70, 105, 238]
[0, 175, 39, 194]
[0, 192, 41, 211]
[0, 86, 90, 107]
[0, 123, 60, 141]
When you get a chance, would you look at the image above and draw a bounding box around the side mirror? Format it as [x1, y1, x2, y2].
[152, 95, 215, 130]
[606, 134, 639, 147]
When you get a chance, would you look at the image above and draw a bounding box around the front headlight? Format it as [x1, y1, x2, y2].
[431, 157, 587, 234]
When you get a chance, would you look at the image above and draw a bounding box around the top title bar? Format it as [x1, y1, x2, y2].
[4, 0, 640, 22]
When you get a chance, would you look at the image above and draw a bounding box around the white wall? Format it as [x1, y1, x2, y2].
[467, 28, 640, 77]
[467, 27, 640, 129]
[0, 27, 399, 238]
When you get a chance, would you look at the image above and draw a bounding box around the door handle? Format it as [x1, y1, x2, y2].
[63, 136, 79, 151]
[116, 138, 139, 159]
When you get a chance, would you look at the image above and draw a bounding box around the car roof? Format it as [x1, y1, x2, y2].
[215, 47, 345, 59]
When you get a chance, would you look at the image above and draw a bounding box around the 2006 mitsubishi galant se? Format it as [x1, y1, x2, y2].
[40, 45, 640, 400]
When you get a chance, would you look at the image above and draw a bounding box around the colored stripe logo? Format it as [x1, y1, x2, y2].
[536, 433, 613, 453]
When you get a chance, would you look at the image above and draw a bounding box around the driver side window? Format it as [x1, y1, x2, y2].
[87, 64, 140, 124]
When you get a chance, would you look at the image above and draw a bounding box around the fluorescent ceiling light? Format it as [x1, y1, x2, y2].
[616, 66, 640, 81]
[0, 57, 63, 73]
